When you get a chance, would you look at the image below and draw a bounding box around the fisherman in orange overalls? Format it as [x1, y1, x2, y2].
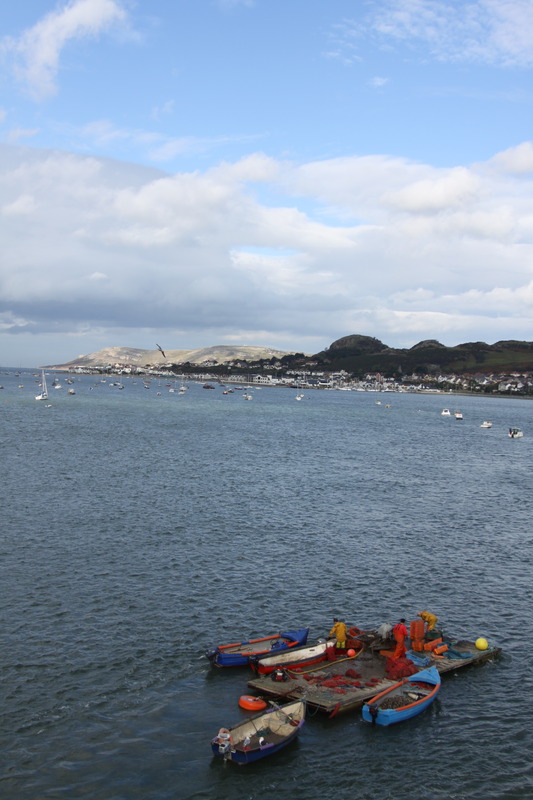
[392, 618, 408, 659]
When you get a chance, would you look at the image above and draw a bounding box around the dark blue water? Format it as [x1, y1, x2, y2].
[1, 372, 532, 799]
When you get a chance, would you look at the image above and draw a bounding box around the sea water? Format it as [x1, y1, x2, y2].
[1, 372, 532, 799]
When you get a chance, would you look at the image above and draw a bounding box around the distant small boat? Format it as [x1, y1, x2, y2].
[35, 370, 48, 401]
[206, 628, 309, 667]
[508, 427, 523, 438]
[454, 411, 463, 420]
[441, 409, 451, 416]
[211, 699, 305, 764]
[480, 421, 493, 428]
[362, 666, 441, 727]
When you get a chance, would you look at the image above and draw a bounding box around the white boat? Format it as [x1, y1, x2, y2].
[508, 427, 523, 438]
[454, 411, 463, 420]
[480, 421, 492, 428]
[35, 370, 48, 401]
[441, 409, 451, 416]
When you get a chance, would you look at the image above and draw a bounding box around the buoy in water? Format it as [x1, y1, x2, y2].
[475, 637, 489, 650]
[347, 649, 356, 657]
[238, 695, 267, 711]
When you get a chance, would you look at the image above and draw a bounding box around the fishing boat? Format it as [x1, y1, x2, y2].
[250, 639, 334, 675]
[211, 699, 305, 764]
[480, 421, 493, 428]
[35, 370, 48, 401]
[508, 427, 523, 438]
[362, 666, 441, 726]
[441, 409, 451, 416]
[206, 627, 309, 667]
[454, 411, 463, 420]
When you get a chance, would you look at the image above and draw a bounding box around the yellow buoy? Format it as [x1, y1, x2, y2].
[475, 637, 489, 650]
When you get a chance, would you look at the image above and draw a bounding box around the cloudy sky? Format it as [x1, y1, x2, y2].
[1, 0, 533, 366]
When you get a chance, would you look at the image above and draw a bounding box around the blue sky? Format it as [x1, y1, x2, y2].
[1, 0, 533, 366]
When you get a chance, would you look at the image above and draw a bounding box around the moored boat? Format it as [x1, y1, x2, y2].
[211, 699, 305, 764]
[441, 409, 451, 416]
[250, 638, 334, 674]
[508, 427, 523, 438]
[362, 666, 441, 726]
[206, 627, 309, 667]
[454, 411, 463, 420]
[35, 369, 48, 401]
[480, 421, 492, 428]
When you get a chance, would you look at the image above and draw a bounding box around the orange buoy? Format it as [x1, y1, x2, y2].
[347, 649, 356, 657]
[238, 695, 267, 711]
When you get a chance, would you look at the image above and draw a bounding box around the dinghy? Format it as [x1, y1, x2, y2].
[250, 639, 334, 674]
[205, 627, 309, 667]
[211, 699, 305, 764]
[362, 666, 441, 726]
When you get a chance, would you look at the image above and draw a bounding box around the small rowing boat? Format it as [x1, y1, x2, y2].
[362, 666, 441, 726]
[205, 627, 309, 667]
[250, 639, 334, 674]
[211, 699, 305, 764]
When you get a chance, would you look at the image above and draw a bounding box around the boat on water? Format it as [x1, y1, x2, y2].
[250, 639, 334, 675]
[454, 411, 463, 420]
[362, 666, 441, 727]
[211, 699, 305, 764]
[35, 370, 48, 401]
[206, 628, 309, 667]
[480, 421, 493, 428]
[441, 409, 451, 416]
[508, 427, 524, 438]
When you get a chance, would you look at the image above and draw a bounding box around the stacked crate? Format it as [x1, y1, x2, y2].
[410, 619, 425, 651]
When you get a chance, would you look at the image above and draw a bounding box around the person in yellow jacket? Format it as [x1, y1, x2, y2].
[329, 618, 347, 648]
[418, 610, 438, 631]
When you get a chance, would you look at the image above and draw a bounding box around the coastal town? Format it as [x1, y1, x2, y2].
[45, 361, 533, 397]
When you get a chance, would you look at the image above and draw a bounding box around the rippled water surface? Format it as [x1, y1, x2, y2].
[1, 372, 532, 799]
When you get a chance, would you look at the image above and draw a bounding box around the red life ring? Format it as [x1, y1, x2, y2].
[238, 695, 268, 711]
[349, 626, 362, 638]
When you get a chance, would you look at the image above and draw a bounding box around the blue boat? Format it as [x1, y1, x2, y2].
[211, 699, 305, 764]
[362, 666, 441, 726]
[205, 627, 309, 667]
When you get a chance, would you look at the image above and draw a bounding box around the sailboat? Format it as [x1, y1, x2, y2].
[35, 370, 48, 401]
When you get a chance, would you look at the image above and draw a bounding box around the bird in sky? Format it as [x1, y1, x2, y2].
[156, 344, 166, 358]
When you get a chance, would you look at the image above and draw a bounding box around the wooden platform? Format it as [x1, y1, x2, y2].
[246, 640, 501, 716]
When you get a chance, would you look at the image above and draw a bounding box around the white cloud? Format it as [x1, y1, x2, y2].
[2, 141, 533, 357]
[3, 0, 128, 100]
[2, 193, 36, 215]
[7, 128, 40, 144]
[369, 76, 389, 88]
[334, 0, 533, 67]
[488, 141, 533, 174]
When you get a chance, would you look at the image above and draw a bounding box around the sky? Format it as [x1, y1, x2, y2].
[1, 0, 533, 367]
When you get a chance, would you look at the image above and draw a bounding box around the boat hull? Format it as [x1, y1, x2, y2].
[362, 666, 441, 727]
[206, 628, 309, 667]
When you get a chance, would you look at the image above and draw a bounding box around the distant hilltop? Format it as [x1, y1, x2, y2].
[44, 334, 533, 375]
[45, 344, 295, 370]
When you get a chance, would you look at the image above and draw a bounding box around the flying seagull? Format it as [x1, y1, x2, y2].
[156, 344, 166, 358]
